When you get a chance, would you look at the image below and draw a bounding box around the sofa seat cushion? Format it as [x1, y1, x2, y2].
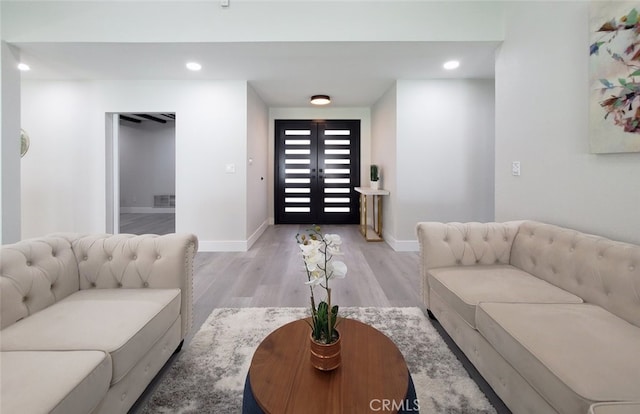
[477, 303, 640, 414]
[428, 265, 583, 328]
[1, 288, 180, 384]
[1, 350, 111, 414]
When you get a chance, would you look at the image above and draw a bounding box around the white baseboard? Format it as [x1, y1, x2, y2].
[198, 240, 248, 252]
[198, 220, 270, 252]
[121, 207, 175, 214]
[383, 231, 419, 252]
[247, 220, 269, 250]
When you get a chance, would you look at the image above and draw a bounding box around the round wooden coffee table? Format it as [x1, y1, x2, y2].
[247, 318, 413, 414]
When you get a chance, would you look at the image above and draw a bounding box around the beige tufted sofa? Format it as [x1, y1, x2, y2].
[417, 221, 640, 414]
[0, 232, 198, 414]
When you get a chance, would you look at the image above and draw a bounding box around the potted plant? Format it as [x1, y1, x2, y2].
[370, 164, 380, 190]
[296, 226, 347, 370]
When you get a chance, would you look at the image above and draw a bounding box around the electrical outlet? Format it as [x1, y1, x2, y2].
[512, 161, 521, 176]
[225, 163, 236, 174]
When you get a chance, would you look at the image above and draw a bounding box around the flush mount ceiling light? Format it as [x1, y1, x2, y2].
[17, 63, 31, 71]
[443, 60, 460, 70]
[310, 95, 331, 105]
[186, 62, 202, 71]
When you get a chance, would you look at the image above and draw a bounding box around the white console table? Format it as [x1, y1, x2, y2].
[354, 187, 390, 242]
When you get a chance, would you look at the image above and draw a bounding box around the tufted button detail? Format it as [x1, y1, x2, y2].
[476, 259, 480, 264]
[132, 255, 137, 260]
[143, 282, 149, 288]
[443, 237, 449, 243]
[50, 283, 55, 289]
[117, 282, 123, 288]
[120, 393, 127, 402]
[549, 238, 554, 244]
[570, 247, 575, 252]
[51, 251, 57, 257]
[483, 236, 488, 242]
[108, 256, 113, 261]
[630, 265, 635, 271]
[22, 296, 28, 302]
[26, 261, 32, 266]
[90, 282, 96, 288]
[456, 259, 462, 265]
[495, 259, 500, 264]
[598, 253, 604, 259]
[84, 256, 88, 261]
[156, 255, 161, 260]
[463, 237, 468, 242]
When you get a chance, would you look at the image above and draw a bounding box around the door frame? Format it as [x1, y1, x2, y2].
[105, 112, 177, 234]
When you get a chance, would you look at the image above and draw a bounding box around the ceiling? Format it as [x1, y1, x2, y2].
[16, 41, 500, 107]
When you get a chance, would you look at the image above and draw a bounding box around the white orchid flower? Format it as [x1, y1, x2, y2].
[327, 260, 347, 279]
[304, 270, 324, 286]
[324, 234, 343, 255]
[299, 239, 321, 256]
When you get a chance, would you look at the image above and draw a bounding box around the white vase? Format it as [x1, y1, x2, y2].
[371, 181, 379, 190]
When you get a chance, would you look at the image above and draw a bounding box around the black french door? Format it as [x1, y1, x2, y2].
[275, 120, 360, 224]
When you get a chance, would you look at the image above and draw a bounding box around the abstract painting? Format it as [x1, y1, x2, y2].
[590, 2, 640, 153]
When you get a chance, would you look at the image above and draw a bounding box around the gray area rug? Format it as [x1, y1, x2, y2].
[142, 307, 496, 413]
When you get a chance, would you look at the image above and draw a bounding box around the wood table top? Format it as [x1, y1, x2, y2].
[248, 318, 409, 414]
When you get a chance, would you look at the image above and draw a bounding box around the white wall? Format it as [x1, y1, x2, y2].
[371, 83, 398, 241]
[395, 79, 495, 246]
[21, 80, 249, 250]
[246, 84, 269, 247]
[21, 81, 99, 237]
[268, 107, 371, 224]
[495, 2, 640, 245]
[119, 120, 175, 211]
[1, 42, 21, 243]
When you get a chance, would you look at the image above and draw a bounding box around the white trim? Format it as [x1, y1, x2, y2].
[198, 240, 248, 252]
[198, 221, 270, 252]
[383, 231, 419, 252]
[120, 207, 175, 214]
[247, 220, 269, 250]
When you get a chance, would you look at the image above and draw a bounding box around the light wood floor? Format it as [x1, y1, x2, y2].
[189, 224, 422, 343]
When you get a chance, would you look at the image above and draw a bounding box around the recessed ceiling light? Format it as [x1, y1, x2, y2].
[186, 62, 202, 71]
[310, 95, 331, 105]
[443, 60, 460, 70]
[17, 63, 31, 71]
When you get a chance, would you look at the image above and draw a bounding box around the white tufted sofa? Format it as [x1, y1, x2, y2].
[0, 232, 198, 414]
[417, 221, 640, 414]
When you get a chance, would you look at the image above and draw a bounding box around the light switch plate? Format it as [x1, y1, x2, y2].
[512, 161, 521, 176]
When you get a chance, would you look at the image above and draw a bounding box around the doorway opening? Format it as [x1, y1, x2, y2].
[106, 113, 176, 235]
[274, 119, 360, 224]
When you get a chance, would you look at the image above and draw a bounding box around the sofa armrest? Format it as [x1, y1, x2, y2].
[70, 233, 198, 339]
[416, 221, 521, 308]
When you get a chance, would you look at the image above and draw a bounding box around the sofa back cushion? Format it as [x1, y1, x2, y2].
[1, 237, 80, 329]
[417, 221, 522, 269]
[510, 221, 640, 327]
